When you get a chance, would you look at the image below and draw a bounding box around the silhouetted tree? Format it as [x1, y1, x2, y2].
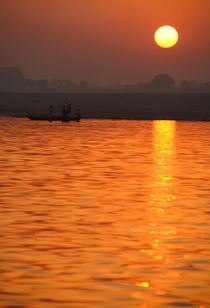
[201, 82, 210, 92]
[51, 78, 76, 91]
[0, 67, 25, 89]
[36, 79, 49, 89]
[179, 80, 192, 92]
[151, 74, 175, 91]
[0, 67, 50, 91]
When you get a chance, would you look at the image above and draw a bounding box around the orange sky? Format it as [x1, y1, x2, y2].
[0, 0, 210, 83]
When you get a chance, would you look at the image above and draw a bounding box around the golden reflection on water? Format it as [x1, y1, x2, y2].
[134, 120, 210, 307]
[0, 118, 210, 308]
[151, 120, 176, 210]
[135, 121, 178, 305]
[150, 121, 177, 257]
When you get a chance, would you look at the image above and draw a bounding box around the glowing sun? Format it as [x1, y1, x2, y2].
[154, 25, 179, 48]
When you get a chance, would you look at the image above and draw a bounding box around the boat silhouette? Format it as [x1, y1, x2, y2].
[28, 113, 81, 122]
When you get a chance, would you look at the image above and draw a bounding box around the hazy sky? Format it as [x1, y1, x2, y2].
[0, 0, 210, 83]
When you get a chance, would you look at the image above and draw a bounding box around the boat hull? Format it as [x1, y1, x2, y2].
[28, 114, 81, 122]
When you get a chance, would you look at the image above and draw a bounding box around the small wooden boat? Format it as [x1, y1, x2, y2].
[28, 114, 81, 122]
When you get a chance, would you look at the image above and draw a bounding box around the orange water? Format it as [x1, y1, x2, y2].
[0, 118, 210, 308]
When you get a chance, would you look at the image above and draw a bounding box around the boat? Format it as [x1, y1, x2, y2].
[28, 114, 81, 122]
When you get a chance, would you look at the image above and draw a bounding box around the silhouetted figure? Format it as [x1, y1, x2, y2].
[62, 101, 72, 121]
[62, 102, 69, 117]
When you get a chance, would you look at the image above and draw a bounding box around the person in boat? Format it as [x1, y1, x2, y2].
[62, 102, 69, 118]
[49, 104, 54, 117]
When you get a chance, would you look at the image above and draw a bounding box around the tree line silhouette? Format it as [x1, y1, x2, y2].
[1, 67, 210, 93]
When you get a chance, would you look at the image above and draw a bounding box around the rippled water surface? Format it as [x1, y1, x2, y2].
[0, 118, 210, 308]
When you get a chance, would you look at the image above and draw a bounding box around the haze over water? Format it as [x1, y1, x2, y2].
[0, 118, 210, 307]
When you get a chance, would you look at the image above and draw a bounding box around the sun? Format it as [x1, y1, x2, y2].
[154, 25, 179, 48]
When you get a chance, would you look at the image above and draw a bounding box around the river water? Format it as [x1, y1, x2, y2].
[0, 118, 209, 308]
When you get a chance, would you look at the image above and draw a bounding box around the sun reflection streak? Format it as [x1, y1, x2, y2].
[135, 121, 177, 303]
[148, 121, 177, 261]
[150, 120, 176, 209]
